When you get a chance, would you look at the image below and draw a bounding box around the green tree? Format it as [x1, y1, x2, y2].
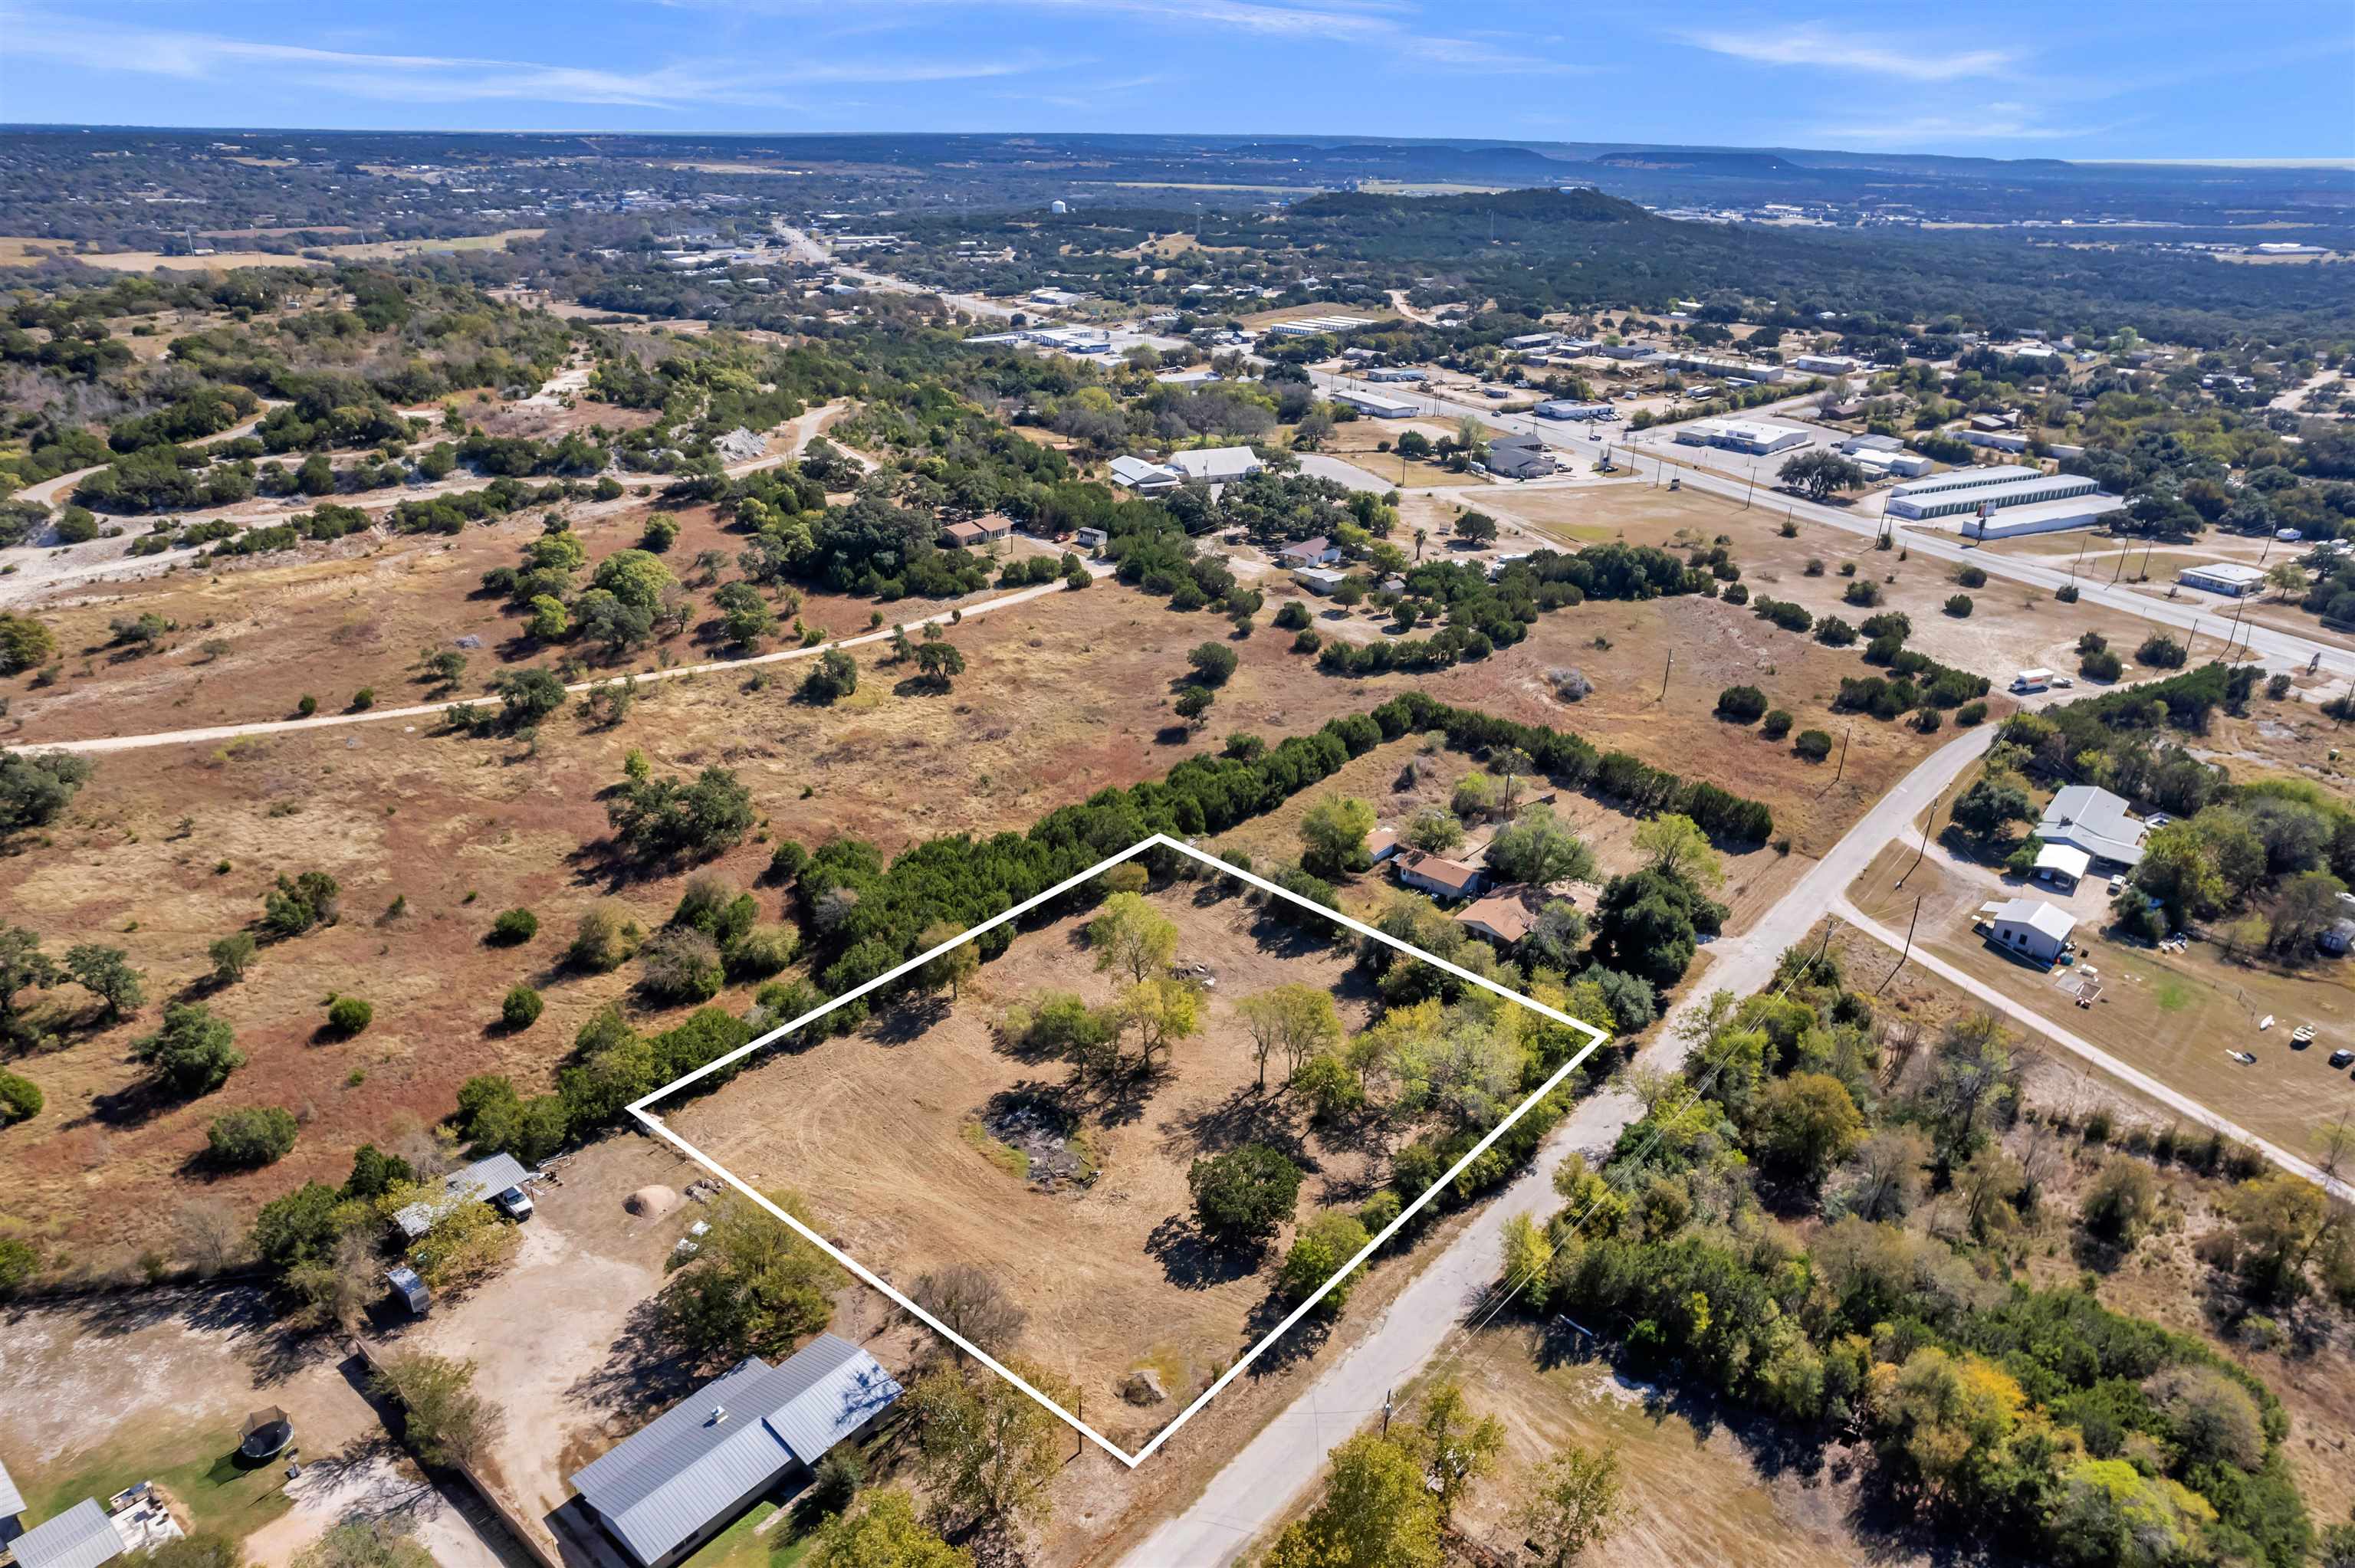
[800, 647, 858, 702]
[1411, 1379, 1505, 1519]
[661, 1189, 846, 1363]
[913, 639, 966, 692]
[64, 942, 145, 1021]
[0, 925, 59, 1029]
[1778, 449, 1867, 500]
[1512, 1442, 1627, 1567]
[810, 1491, 971, 1568]
[1089, 891, 1178, 985]
[1299, 795, 1377, 878]
[1187, 641, 1240, 686]
[132, 1002, 243, 1094]
[908, 1358, 1075, 1525]
[915, 922, 980, 999]
[368, 1352, 504, 1470]
[208, 931, 256, 985]
[1486, 805, 1597, 887]
[327, 995, 373, 1035]
[1174, 685, 1215, 727]
[292, 1522, 435, 1568]
[1278, 1210, 1371, 1310]
[0, 749, 92, 835]
[1264, 1432, 1440, 1568]
[1634, 812, 1723, 888]
[1237, 983, 1345, 1091]
[1189, 1143, 1302, 1244]
[1756, 1072, 1865, 1186]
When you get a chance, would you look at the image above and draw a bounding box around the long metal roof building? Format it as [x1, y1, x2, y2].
[570, 1335, 901, 1567]
[392, 1153, 530, 1239]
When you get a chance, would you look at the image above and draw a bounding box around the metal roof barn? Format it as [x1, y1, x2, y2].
[393, 1153, 530, 1239]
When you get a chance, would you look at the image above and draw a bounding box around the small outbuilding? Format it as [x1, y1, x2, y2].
[1989, 897, 2077, 966]
[393, 1153, 533, 1240]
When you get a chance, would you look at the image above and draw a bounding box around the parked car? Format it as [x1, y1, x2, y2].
[2108, 874, 2127, 893]
[2330, 1048, 2353, 1070]
[494, 1185, 535, 1221]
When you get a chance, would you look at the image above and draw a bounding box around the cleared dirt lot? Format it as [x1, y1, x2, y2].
[674, 883, 1407, 1452]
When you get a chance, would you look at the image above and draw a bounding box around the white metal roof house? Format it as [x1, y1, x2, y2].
[1278, 536, 1342, 566]
[1394, 851, 1487, 902]
[570, 1336, 902, 1568]
[1990, 898, 2078, 966]
[8, 1500, 121, 1568]
[2034, 785, 2150, 869]
[393, 1153, 532, 1240]
[0, 1453, 24, 1541]
[1109, 455, 1180, 494]
[1167, 446, 1263, 483]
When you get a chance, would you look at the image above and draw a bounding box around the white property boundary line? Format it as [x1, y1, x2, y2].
[626, 832, 1610, 1468]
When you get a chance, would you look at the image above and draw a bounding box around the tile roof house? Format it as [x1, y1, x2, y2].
[1453, 885, 1549, 946]
[2034, 785, 2149, 868]
[1394, 851, 1486, 901]
[571, 1336, 902, 1568]
[941, 517, 1012, 548]
[8, 1500, 122, 1568]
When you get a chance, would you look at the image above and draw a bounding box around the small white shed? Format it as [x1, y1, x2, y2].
[1990, 897, 2077, 966]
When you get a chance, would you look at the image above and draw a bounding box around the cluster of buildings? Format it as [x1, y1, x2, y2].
[1882, 464, 2123, 538]
[1982, 785, 2158, 968]
[1108, 446, 1266, 494]
[0, 1465, 186, 1568]
[1388, 841, 1560, 948]
[1838, 432, 1933, 478]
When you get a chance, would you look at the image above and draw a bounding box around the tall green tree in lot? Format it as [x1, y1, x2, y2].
[1188, 1143, 1302, 1244]
[1298, 794, 1376, 878]
[292, 1521, 434, 1568]
[1485, 805, 1596, 887]
[915, 922, 979, 999]
[1411, 1379, 1505, 1518]
[1512, 1442, 1627, 1567]
[1278, 1210, 1371, 1310]
[1633, 812, 1723, 889]
[811, 1490, 971, 1568]
[1756, 1071, 1865, 1186]
[1237, 983, 1344, 1091]
[908, 1358, 1075, 1526]
[1264, 1431, 1440, 1568]
[0, 925, 58, 1033]
[661, 1189, 846, 1363]
[1779, 449, 1868, 500]
[1088, 891, 1178, 985]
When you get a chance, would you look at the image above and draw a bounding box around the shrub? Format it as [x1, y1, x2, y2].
[297, 694, 318, 717]
[1715, 684, 1769, 723]
[350, 687, 376, 711]
[1720, 582, 1749, 605]
[1189, 1143, 1303, 1243]
[2136, 632, 2188, 668]
[488, 908, 538, 946]
[1843, 579, 1882, 607]
[1292, 628, 1321, 654]
[1955, 565, 1987, 588]
[639, 927, 724, 1003]
[1760, 709, 1793, 740]
[1274, 600, 1311, 631]
[1187, 641, 1239, 686]
[1752, 597, 1811, 632]
[1956, 700, 1989, 726]
[1793, 729, 1834, 762]
[1943, 594, 1974, 618]
[767, 839, 810, 884]
[501, 986, 544, 1030]
[2081, 647, 2123, 681]
[206, 1105, 298, 1167]
[327, 996, 373, 1035]
[0, 1068, 41, 1124]
[727, 923, 800, 979]
[2055, 583, 2079, 603]
[569, 903, 642, 971]
[1814, 615, 1857, 648]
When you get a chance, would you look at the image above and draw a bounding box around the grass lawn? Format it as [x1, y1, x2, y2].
[23, 1423, 296, 1542]
[682, 1498, 818, 1568]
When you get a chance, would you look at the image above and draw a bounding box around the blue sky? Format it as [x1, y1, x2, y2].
[2, 0, 2349, 160]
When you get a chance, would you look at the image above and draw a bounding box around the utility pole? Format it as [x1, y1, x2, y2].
[1877, 896, 1923, 996]
[1897, 797, 1939, 891]
[1660, 648, 1673, 701]
[1381, 1389, 1394, 1439]
[1836, 723, 1852, 782]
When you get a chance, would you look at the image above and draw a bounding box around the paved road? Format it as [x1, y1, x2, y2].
[1306, 368, 2355, 682]
[18, 571, 1096, 754]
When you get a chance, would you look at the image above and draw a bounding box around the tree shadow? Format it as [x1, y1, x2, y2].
[1160, 1083, 1307, 1163]
[1145, 1212, 1262, 1291]
[563, 1292, 706, 1423]
[871, 993, 953, 1045]
[1237, 1288, 1331, 1377]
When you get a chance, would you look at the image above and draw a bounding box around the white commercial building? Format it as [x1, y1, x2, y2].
[1792, 353, 1863, 375]
[1268, 314, 1375, 336]
[1333, 388, 1420, 418]
[1651, 351, 1789, 384]
[1956, 494, 2127, 540]
[1109, 455, 1181, 494]
[2179, 562, 2269, 597]
[1673, 417, 1812, 455]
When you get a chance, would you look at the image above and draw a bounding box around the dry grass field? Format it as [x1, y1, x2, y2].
[672, 883, 1414, 1450]
[0, 229, 544, 274]
[0, 467, 1982, 1281]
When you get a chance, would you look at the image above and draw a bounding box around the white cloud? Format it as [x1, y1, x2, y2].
[1808, 103, 2120, 145]
[0, 8, 1063, 109]
[1682, 24, 2017, 83]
